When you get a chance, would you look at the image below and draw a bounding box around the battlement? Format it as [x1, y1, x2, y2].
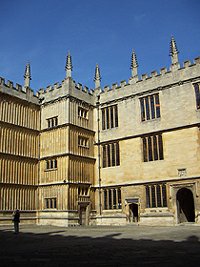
[0, 77, 25, 92]
[0, 76, 39, 104]
[37, 77, 95, 105]
[102, 80, 129, 93]
[38, 78, 94, 95]
[73, 80, 94, 95]
[1, 54, 199, 106]
[98, 56, 200, 99]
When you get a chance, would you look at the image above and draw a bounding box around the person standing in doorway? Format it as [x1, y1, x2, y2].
[12, 209, 20, 234]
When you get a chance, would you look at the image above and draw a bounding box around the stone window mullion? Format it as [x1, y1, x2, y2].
[155, 185, 158, 207]
[106, 190, 109, 210]
[108, 106, 111, 129]
[160, 184, 163, 207]
[116, 189, 118, 209]
[112, 106, 115, 128]
[149, 186, 152, 208]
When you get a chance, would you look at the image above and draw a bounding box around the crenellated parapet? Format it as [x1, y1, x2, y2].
[97, 56, 200, 104]
[1, 43, 200, 108]
[37, 77, 95, 106]
[95, 37, 199, 102]
[0, 76, 39, 104]
[101, 80, 129, 93]
[37, 51, 95, 106]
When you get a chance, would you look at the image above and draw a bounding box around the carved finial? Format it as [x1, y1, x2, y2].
[130, 50, 138, 77]
[24, 63, 31, 88]
[94, 64, 101, 89]
[65, 51, 73, 78]
[170, 36, 179, 65]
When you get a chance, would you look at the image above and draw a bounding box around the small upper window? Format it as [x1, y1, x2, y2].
[46, 159, 57, 170]
[78, 186, 89, 196]
[47, 116, 58, 128]
[45, 198, 57, 209]
[78, 136, 89, 148]
[78, 107, 88, 119]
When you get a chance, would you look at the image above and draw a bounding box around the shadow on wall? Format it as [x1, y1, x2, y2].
[0, 229, 200, 267]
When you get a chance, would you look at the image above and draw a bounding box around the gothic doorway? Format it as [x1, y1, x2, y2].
[176, 188, 195, 223]
[129, 203, 139, 222]
[79, 205, 87, 225]
[79, 203, 90, 225]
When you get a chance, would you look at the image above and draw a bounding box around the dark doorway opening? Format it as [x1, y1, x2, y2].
[79, 205, 87, 225]
[176, 188, 195, 223]
[129, 203, 139, 222]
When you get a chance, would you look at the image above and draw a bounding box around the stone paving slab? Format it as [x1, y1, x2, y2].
[0, 224, 200, 266]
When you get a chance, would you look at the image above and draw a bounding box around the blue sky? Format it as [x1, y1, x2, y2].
[0, 0, 200, 92]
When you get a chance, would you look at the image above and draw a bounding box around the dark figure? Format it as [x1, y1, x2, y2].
[12, 209, 20, 234]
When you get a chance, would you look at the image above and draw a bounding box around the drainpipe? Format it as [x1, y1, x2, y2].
[96, 94, 102, 215]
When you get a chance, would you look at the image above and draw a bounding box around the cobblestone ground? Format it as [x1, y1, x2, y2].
[1, 224, 200, 266]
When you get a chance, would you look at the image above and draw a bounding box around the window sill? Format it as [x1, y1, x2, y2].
[103, 209, 122, 212]
[78, 145, 89, 149]
[47, 125, 58, 129]
[102, 165, 120, 169]
[141, 117, 161, 124]
[143, 159, 164, 163]
[44, 168, 58, 172]
[43, 208, 57, 211]
[145, 207, 169, 213]
[101, 126, 119, 132]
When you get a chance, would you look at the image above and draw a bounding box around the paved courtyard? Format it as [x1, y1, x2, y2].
[1, 224, 200, 266]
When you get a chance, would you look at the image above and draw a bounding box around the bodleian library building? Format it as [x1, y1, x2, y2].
[1, 37, 200, 226]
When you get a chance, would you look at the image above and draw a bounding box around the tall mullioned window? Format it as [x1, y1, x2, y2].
[47, 116, 58, 128]
[142, 134, 164, 162]
[103, 188, 122, 210]
[102, 142, 120, 168]
[102, 105, 118, 130]
[194, 83, 200, 109]
[146, 184, 167, 208]
[140, 93, 160, 121]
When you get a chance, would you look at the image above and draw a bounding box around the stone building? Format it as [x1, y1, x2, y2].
[0, 64, 40, 224]
[0, 37, 200, 226]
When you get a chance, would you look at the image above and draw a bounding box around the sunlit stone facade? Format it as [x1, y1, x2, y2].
[1, 38, 200, 226]
[0, 82, 40, 224]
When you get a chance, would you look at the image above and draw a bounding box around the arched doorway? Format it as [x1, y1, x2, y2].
[78, 203, 89, 226]
[176, 188, 195, 223]
[129, 203, 139, 223]
[79, 205, 87, 225]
